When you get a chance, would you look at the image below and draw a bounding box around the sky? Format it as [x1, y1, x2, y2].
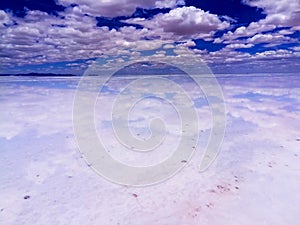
[0, 0, 300, 74]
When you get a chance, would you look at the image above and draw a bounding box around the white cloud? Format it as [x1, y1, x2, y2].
[125, 6, 230, 39]
[243, 0, 300, 26]
[254, 49, 295, 59]
[57, 0, 183, 17]
[246, 33, 292, 45]
[155, 0, 185, 8]
[155, 7, 230, 36]
[226, 43, 254, 49]
[242, 0, 300, 28]
[177, 40, 196, 47]
[0, 10, 14, 28]
[115, 39, 164, 51]
[218, 22, 276, 43]
[278, 29, 295, 35]
[163, 44, 175, 49]
[0, 8, 169, 67]
[217, 0, 300, 46]
[292, 46, 300, 51]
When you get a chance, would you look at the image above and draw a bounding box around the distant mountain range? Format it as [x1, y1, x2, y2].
[1, 62, 186, 76]
[114, 62, 186, 75]
[0, 73, 77, 76]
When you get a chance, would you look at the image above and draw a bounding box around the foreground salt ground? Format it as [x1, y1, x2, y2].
[0, 74, 299, 225]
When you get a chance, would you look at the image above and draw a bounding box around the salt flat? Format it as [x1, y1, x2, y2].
[0, 74, 299, 225]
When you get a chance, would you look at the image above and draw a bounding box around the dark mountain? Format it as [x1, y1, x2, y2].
[114, 61, 186, 76]
[0, 73, 77, 76]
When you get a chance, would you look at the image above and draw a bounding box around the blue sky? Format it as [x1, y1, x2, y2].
[0, 0, 300, 74]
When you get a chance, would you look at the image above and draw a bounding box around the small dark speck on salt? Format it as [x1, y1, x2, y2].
[24, 195, 30, 200]
[1, 208, 4, 212]
[206, 203, 213, 208]
[181, 160, 187, 163]
[296, 138, 300, 141]
[132, 193, 138, 198]
[208, 189, 216, 193]
[235, 186, 239, 190]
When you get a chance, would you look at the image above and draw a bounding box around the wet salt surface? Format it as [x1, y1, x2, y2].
[0, 74, 299, 225]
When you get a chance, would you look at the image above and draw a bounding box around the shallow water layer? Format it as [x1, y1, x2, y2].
[0, 74, 300, 225]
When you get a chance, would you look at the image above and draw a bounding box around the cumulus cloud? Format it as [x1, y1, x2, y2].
[115, 39, 164, 51]
[190, 43, 299, 69]
[177, 40, 196, 47]
[155, 0, 185, 8]
[0, 7, 170, 67]
[1, 0, 299, 72]
[1, 4, 233, 68]
[243, 0, 300, 27]
[217, 0, 300, 48]
[57, 0, 183, 17]
[226, 43, 254, 49]
[125, 6, 230, 39]
[0, 10, 14, 28]
[157, 7, 229, 35]
[292, 46, 300, 51]
[254, 49, 297, 60]
[221, 22, 276, 41]
[246, 33, 293, 45]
